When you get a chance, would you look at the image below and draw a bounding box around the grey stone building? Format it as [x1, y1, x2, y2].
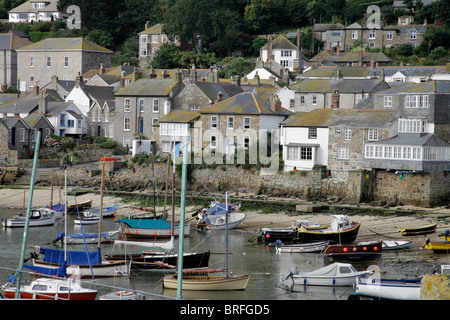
[16, 37, 112, 92]
[0, 32, 32, 90]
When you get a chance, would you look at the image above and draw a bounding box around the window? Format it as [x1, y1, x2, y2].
[369, 30, 376, 39]
[123, 137, 130, 147]
[30, 56, 34, 68]
[227, 116, 234, 129]
[287, 147, 299, 160]
[300, 96, 305, 104]
[352, 30, 358, 39]
[139, 117, 144, 133]
[152, 35, 158, 43]
[139, 99, 144, 112]
[64, 56, 69, 68]
[383, 96, 393, 108]
[152, 118, 158, 131]
[46, 56, 51, 67]
[344, 128, 352, 141]
[308, 127, 317, 139]
[211, 116, 217, 128]
[244, 137, 250, 149]
[210, 135, 217, 148]
[29, 76, 35, 87]
[365, 145, 374, 158]
[162, 35, 167, 43]
[368, 129, 378, 141]
[311, 95, 317, 105]
[140, 35, 148, 43]
[406, 95, 428, 108]
[124, 98, 130, 112]
[290, 99, 295, 109]
[281, 50, 292, 57]
[124, 117, 130, 131]
[301, 147, 312, 160]
[77, 120, 81, 129]
[338, 147, 350, 159]
[160, 123, 188, 136]
[410, 30, 417, 39]
[384, 146, 392, 158]
[67, 120, 74, 128]
[280, 60, 289, 68]
[386, 31, 393, 40]
[335, 128, 341, 136]
[60, 114, 65, 126]
[19, 128, 25, 142]
[398, 119, 427, 133]
[153, 99, 159, 112]
[243, 117, 250, 129]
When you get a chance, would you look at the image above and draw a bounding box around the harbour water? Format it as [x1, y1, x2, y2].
[0, 207, 443, 301]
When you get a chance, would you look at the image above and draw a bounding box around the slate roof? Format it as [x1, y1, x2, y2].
[301, 66, 374, 78]
[327, 109, 398, 128]
[198, 92, 291, 116]
[156, 110, 200, 124]
[9, 0, 58, 13]
[140, 23, 164, 35]
[23, 113, 53, 128]
[370, 66, 446, 78]
[115, 78, 179, 96]
[196, 82, 244, 102]
[0, 33, 32, 50]
[261, 34, 298, 50]
[1, 117, 29, 129]
[281, 109, 333, 127]
[366, 133, 450, 147]
[291, 78, 388, 94]
[334, 52, 394, 63]
[0, 94, 39, 114]
[17, 38, 113, 53]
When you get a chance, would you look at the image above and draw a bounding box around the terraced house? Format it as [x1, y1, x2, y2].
[113, 71, 183, 151]
[16, 37, 112, 92]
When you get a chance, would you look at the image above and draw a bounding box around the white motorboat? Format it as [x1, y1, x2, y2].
[196, 201, 245, 230]
[283, 262, 373, 286]
[354, 278, 421, 300]
[53, 230, 120, 244]
[2, 209, 56, 228]
[272, 240, 329, 253]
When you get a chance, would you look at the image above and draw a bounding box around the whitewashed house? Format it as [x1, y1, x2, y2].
[8, 0, 64, 23]
[280, 109, 333, 171]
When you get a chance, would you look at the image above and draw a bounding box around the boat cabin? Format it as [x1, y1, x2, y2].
[330, 215, 352, 231]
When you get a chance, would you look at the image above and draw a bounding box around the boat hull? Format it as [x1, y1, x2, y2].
[105, 251, 210, 271]
[424, 242, 450, 253]
[292, 273, 368, 286]
[163, 274, 250, 291]
[324, 241, 382, 262]
[355, 279, 421, 300]
[398, 223, 437, 236]
[64, 231, 119, 244]
[2, 217, 56, 228]
[297, 223, 361, 244]
[275, 241, 329, 253]
[32, 260, 130, 278]
[198, 212, 246, 230]
[120, 224, 191, 239]
[2, 290, 98, 300]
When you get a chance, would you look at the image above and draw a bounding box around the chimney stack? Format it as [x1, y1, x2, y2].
[336, 43, 340, 56]
[99, 63, 105, 74]
[76, 73, 83, 87]
[34, 82, 39, 96]
[215, 92, 223, 103]
[271, 94, 281, 113]
[231, 75, 241, 87]
[331, 89, 339, 108]
[38, 91, 47, 114]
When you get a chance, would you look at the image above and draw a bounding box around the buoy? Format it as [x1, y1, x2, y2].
[154, 232, 157, 236]
[135, 230, 138, 234]
[374, 246, 378, 251]
[363, 247, 367, 251]
[343, 247, 348, 253]
[353, 247, 357, 252]
[266, 234, 270, 239]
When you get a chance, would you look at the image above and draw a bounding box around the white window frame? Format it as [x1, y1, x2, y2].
[369, 30, 376, 39]
[139, 98, 145, 112]
[123, 117, 130, 131]
[124, 98, 130, 112]
[211, 116, 218, 128]
[344, 128, 352, 141]
[410, 30, 417, 39]
[308, 127, 317, 139]
[287, 146, 299, 161]
[30, 56, 34, 68]
[383, 96, 393, 108]
[352, 30, 358, 39]
[386, 31, 393, 40]
[311, 95, 317, 105]
[368, 128, 378, 141]
[152, 99, 159, 112]
[227, 116, 234, 129]
[338, 147, 350, 159]
[46, 56, 51, 68]
[64, 56, 69, 68]
[243, 117, 250, 129]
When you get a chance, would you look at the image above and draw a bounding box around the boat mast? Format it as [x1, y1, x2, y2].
[176, 136, 188, 299]
[225, 192, 229, 278]
[97, 161, 105, 248]
[15, 131, 41, 298]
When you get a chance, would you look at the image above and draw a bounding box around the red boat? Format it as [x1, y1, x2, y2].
[324, 241, 382, 262]
[2, 277, 98, 300]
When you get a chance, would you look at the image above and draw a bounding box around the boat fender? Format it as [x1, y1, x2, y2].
[333, 278, 336, 286]
[304, 278, 306, 285]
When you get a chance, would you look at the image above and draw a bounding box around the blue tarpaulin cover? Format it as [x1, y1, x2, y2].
[54, 231, 111, 241]
[117, 217, 171, 229]
[205, 203, 232, 215]
[45, 203, 65, 212]
[24, 261, 67, 277]
[39, 247, 102, 265]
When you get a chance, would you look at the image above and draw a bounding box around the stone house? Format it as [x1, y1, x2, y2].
[40, 75, 76, 100]
[173, 66, 243, 111]
[8, 0, 63, 23]
[197, 92, 291, 161]
[16, 37, 112, 92]
[23, 113, 54, 149]
[0, 86, 42, 118]
[0, 32, 32, 90]
[290, 78, 389, 112]
[280, 109, 334, 172]
[113, 71, 184, 150]
[153, 110, 201, 157]
[0, 117, 32, 158]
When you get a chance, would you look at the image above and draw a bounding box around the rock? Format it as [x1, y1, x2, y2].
[420, 274, 450, 300]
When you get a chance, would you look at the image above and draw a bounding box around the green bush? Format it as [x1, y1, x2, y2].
[100, 140, 117, 149]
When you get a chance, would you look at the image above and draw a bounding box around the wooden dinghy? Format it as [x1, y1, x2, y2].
[398, 223, 437, 236]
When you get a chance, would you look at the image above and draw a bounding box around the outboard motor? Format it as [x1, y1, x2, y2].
[281, 266, 299, 282]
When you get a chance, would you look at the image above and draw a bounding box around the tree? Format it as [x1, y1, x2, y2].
[150, 43, 180, 68]
[219, 57, 254, 78]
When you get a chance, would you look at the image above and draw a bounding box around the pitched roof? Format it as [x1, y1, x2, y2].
[291, 78, 387, 94]
[196, 82, 244, 101]
[0, 33, 32, 50]
[17, 38, 112, 53]
[23, 113, 53, 128]
[115, 78, 179, 96]
[140, 23, 164, 35]
[261, 34, 298, 50]
[1, 117, 29, 130]
[198, 92, 291, 116]
[334, 52, 394, 63]
[157, 110, 200, 124]
[327, 109, 398, 128]
[367, 133, 450, 147]
[9, 0, 58, 13]
[281, 109, 333, 127]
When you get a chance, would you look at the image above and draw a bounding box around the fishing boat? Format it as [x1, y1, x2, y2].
[283, 262, 373, 286]
[1, 276, 98, 300]
[296, 215, 361, 244]
[422, 238, 450, 253]
[53, 231, 120, 245]
[117, 217, 190, 239]
[354, 278, 421, 300]
[398, 223, 437, 236]
[439, 229, 450, 241]
[324, 241, 382, 261]
[196, 201, 246, 230]
[358, 240, 412, 251]
[271, 240, 329, 253]
[260, 219, 322, 243]
[163, 192, 250, 291]
[84, 204, 119, 218]
[105, 250, 211, 271]
[2, 208, 56, 228]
